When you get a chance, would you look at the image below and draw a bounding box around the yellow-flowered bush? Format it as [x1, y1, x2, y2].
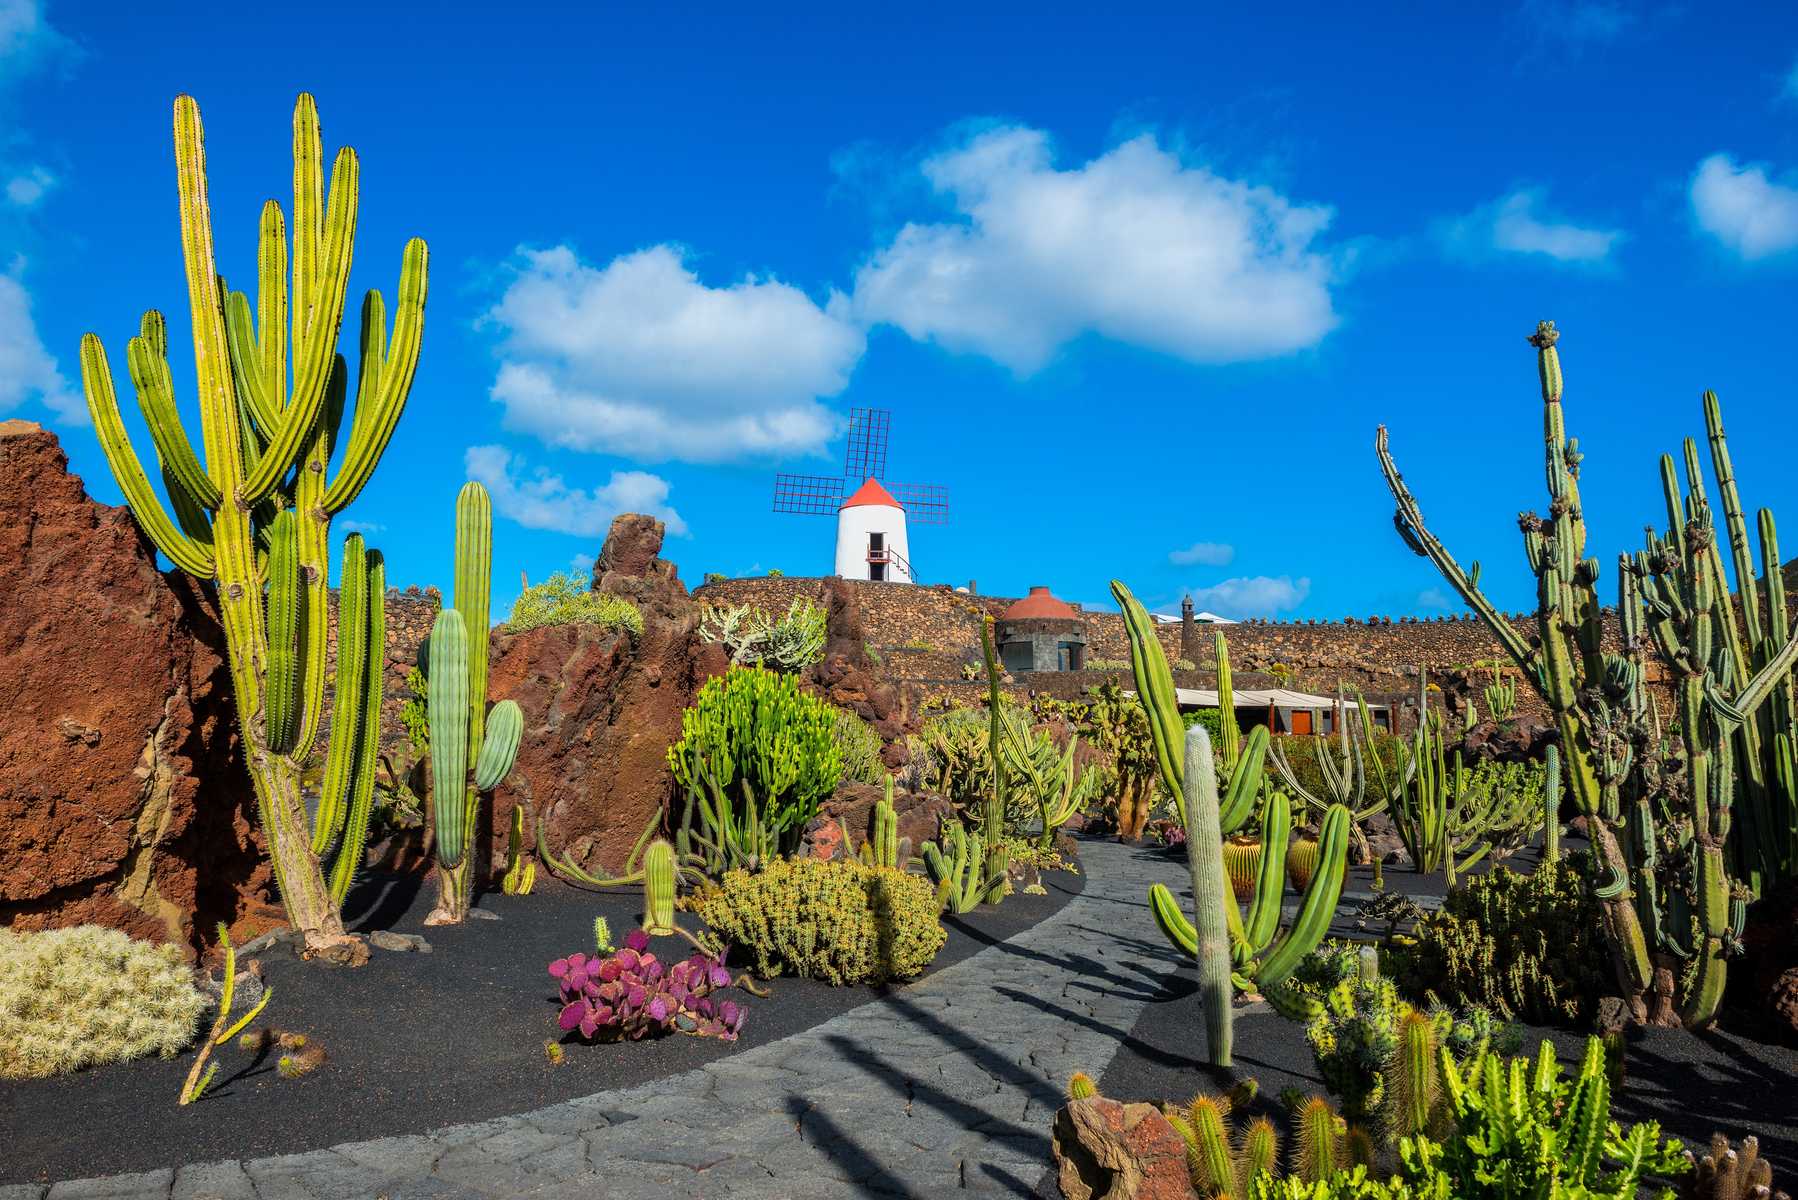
[0, 925, 204, 1079]
[688, 857, 945, 985]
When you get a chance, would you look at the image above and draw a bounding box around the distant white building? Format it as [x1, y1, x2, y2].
[835, 477, 914, 584]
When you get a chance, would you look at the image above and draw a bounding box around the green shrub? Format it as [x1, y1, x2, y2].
[1273, 732, 1407, 804]
[668, 667, 843, 867]
[1, 926, 204, 1079]
[699, 598, 826, 671]
[506, 571, 643, 637]
[703, 572, 727, 585]
[689, 857, 945, 985]
[1084, 657, 1131, 671]
[833, 706, 887, 786]
[1387, 856, 1607, 1026]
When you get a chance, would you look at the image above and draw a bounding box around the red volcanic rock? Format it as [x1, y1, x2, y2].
[809, 578, 912, 740]
[803, 781, 953, 863]
[0, 420, 269, 954]
[1052, 1096, 1196, 1200]
[490, 514, 725, 876]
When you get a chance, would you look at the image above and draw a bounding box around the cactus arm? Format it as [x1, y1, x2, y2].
[1252, 802, 1350, 987]
[263, 509, 303, 753]
[77, 336, 217, 578]
[224, 292, 280, 438]
[1148, 883, 1199, 955]
[1111, 580, 1185, 799]
[239, 149, 355, 503]
[1214, 630, 1241, 770]
[473, 700, 523, 790]
[287, 360, 343, 762]
[1375, 425, 1540, 691]
[1218, 724, 1269, 834]
[327, 552, 384, 907]
[126, 322, 221, 511]
[455, 481, 493, 760]
[256, 198, 287, 424]
[312, 533, 369, 853]
[323, 239, 428, 512]
[1243, 791, 1291, 953]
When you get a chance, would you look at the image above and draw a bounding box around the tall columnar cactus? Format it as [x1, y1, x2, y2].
[643, 838, 676, 936]
[852, 776, 910, 869]
[426, 482, 524, 924]
[1160, 725, 1235, 1065]
[978, 617, 1013, 897]
[79, 93, 425, 957]
[1377, 323, 1798, 1027]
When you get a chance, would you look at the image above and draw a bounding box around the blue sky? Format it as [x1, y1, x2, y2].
[5, 1, 1798, 622]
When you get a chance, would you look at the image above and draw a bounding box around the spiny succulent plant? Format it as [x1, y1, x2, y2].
[687, 856, 944, 985]
[1, 926, 204, 1080]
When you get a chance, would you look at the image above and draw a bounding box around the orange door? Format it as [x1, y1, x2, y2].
[1290, 710, 1313, 735]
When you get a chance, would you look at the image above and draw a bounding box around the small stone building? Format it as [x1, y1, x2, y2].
[995, 586, 1087, 674]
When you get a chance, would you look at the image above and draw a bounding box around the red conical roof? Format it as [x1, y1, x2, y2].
[840, 477, 902, 510]
[1002, 586, 1077, 620]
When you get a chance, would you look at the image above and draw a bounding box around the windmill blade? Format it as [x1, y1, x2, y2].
[888, 481, 950, 525]
[843, 407, 890, 481]
[772, 473, 844, 516]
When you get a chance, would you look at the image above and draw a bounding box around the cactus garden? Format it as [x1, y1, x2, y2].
[4, 7, 1798, 1198]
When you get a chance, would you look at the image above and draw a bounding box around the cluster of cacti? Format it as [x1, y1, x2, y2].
[80, 94, 424, 954]
[425, 482, 524, 924]
[1388, 856, 1608, 1026]
[685, 857, 944, 985]
[923, 820, 1008, 913]
[1269, 689, 1398, 864]
[501, 806, 536, 896]
[832, 706, 888, 786]
[1481, 670, 1518, 722]
[845, 776, 913, 869]
[1685, 1135, 1791, 1200]
[1409, 1037, 1688, 1198]
[977, 617, 1015, 896]
[180, 925, 274, 1104]
[668, 666, 844, 874]
[1166, 1089, 1284, 1198]
[998, 706, 1102, 849]
[1378, 322, 1798, 1026]
[504, 571, 644, 636]
[698, 597, 827, 670]
[1034, 681, 1164, 840]
[1115, 583, 1352, 1067]
[1, 926, 205, 1081]
[1389, 676, 1544, 885]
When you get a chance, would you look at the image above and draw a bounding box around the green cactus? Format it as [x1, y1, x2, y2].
[1238, 1117, 1281, 1197]
[1378, 323, 1798, 1027]
[1067, 1071, 1098, 1101]
[426, 482, 523, 924]
[668, 666, 843, 874]
[1269, 687, 1399, 863]
[923, 820, 1006, 914]
[1482, 671, 1518, 722]
[851, 776, 911, 870]
[998, 707, 1100, 850]
[1167, 1094, 1237, 1196]
[79, 93, 424, 957]
[643, 839, 676, 936]
[1292, 1096, 1342, 1184]
[1382, 1010, 1442, 1142]
[1542, 744, 1561, 865]
[978, 617, 1013, 897]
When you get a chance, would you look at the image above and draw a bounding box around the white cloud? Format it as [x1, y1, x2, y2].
[0, 271, 83, 423]
[1169, 541, 1235, 567]
[1185, 575, 1310, 619]
[1441, 188, 1623, 264]
[0, 0, 53, 64]
[4, 165, 52, 207]
[569, 551, 596, 576]
[850, 126, 1338, 373]
[1690, 154, 1798, 260]
[465, 444, 687, 538]
[1416, 587, 1461, 611]
[484, 245, 864, 464]
[337, 519, 386, 535]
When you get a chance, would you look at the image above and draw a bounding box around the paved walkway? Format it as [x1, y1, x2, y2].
[9, 841, 1190, 1200]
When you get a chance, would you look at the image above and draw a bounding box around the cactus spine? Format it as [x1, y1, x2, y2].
[643, 838, 676, 935]
[1292, 1097, 1342, 1183]
[78, 94, 425, 956]
[427, 482, 524, 924]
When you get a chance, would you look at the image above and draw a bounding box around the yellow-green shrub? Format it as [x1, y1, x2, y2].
[688, 857, 945, 985]
[1, 926, 204, 1079]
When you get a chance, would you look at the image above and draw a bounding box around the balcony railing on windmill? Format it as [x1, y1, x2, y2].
[867, 547, 914, 579]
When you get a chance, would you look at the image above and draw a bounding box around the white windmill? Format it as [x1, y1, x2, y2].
[772, 408, 949, 584]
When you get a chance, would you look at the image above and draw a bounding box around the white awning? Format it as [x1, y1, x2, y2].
[1169, 687, 1389, 711]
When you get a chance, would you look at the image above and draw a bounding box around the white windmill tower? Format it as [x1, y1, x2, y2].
[772, 408, 949, 584]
